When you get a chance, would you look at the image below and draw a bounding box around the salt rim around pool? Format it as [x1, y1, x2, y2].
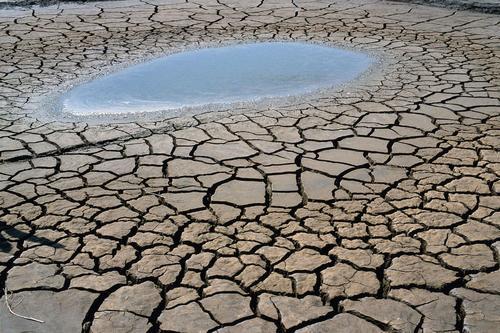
[32, 40, 384, 124]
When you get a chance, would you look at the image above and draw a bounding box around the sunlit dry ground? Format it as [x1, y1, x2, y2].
[0, 0, 499, 332]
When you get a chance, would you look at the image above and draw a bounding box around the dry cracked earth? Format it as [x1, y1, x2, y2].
[0, 0, 499, 332]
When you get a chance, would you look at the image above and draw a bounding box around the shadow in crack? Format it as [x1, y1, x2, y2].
[0, 221, 64, 253]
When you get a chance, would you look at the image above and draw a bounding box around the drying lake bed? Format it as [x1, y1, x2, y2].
[0, 0, 499, 332]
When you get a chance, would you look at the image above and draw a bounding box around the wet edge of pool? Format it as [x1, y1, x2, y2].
[28, 39, 388, 125]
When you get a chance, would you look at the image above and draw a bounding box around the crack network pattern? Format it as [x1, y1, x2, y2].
[0, 0, 499, 332]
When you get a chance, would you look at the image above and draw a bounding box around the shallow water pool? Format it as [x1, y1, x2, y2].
[56, 42, 373, 116]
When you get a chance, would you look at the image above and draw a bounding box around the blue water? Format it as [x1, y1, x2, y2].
[57, 42, 373, 116]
